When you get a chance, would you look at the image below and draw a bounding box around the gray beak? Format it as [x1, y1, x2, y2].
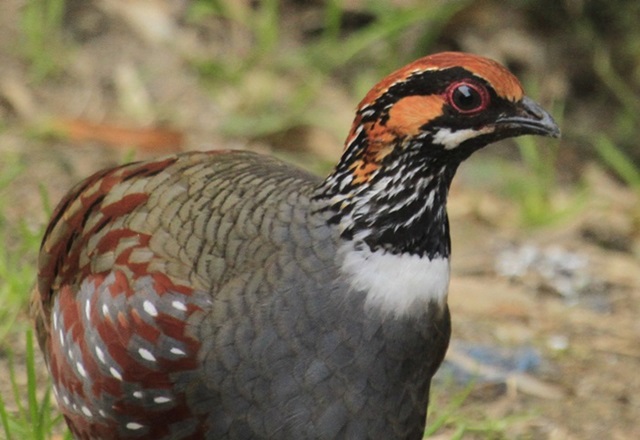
[496, 96, 561, 138]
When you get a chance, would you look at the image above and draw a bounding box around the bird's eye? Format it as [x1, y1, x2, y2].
[446, 81, 489, 114]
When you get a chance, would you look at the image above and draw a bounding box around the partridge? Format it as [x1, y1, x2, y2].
[32, 52, 559, 439]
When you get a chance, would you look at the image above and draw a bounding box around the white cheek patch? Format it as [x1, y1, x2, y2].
[432, 126, 495, 150]
[339, 244, 450, 318]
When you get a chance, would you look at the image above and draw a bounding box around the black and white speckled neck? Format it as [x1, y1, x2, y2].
[312, 135, 460, 261]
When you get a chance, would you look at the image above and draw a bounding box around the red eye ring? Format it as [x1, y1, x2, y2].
[445, 81, 490, 114]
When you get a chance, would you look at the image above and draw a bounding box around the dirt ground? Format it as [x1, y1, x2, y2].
[0, 1, 638, 439]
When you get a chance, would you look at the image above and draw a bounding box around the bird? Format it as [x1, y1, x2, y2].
[31, 52, 559, 439]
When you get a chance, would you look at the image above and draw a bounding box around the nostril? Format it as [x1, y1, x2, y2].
[521, 97, 545, 120]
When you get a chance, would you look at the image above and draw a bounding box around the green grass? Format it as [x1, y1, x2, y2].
[580, 19, 640, 201]
[0, 155, 66, 438]
[426, 377, 532, 439]
[511, 136, 587, 228]
[592, 134, 640, 192]
[0, 157, 41, 341]
[20, 0, 67, 81]
[188, 0, 471, 139]
[0, 330, 69, 440]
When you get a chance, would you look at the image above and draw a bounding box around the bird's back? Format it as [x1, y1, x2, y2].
[34, 150, 448, 439]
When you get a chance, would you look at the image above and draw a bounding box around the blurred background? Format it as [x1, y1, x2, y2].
[0, 0, 638, 438]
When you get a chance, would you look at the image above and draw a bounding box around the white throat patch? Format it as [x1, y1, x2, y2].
[339, 244, 450, 318]
[432, 126, 495, 150]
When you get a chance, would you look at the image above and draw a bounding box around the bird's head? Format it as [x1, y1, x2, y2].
[316, 52, 559, 256]
[340, 51, 560, 184]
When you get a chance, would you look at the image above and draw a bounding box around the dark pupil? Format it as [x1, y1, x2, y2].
[453, 85, 481, 110]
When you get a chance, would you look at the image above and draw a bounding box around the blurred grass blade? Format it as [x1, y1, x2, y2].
[592, 134, 640, 190]
[0, 330, 67, 439]
[0, 391, 13, 440]
[21, 0, 66, 81]
[305, 2, 469, 72]
[424, 379, 475, 436]
[27, 328, 44, 440]
[323, 0, 343, 42]
[592, 42, 640, 121]
[254, 0, 279, 55]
